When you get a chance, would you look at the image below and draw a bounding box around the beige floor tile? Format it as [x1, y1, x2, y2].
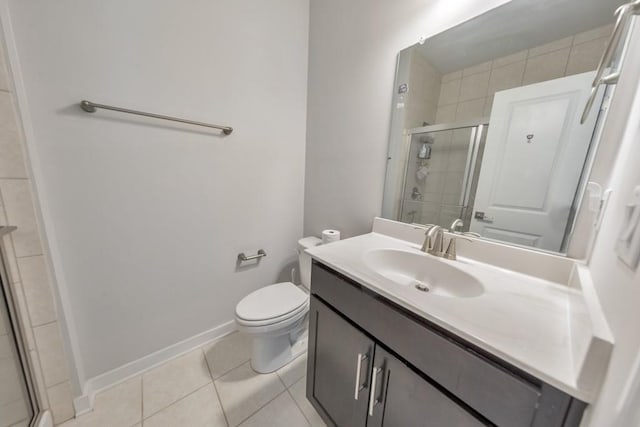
[276, 353, 307, 388]
[238, 391, 308, 427]
[289, 378, 326, 427]
[143, 383, 226, 427]
[142, 348, 212, 418]
[215, 362, 285, 426]
[203, 332, 252, 379]
[58, 376, 141, 427]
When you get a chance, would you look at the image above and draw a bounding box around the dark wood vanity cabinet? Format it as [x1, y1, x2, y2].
[306, 261, 587, 427]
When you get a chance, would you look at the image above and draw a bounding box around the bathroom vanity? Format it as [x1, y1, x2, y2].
[305, 219, 612, 427]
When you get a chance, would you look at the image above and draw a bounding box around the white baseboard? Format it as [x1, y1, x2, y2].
[73, 320, 236, 416]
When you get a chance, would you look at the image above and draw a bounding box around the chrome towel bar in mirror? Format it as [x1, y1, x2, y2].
[581, 0, 640, 123]
[79, 100, 233, 135]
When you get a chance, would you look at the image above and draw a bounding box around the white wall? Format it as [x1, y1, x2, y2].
[580, 20, 640, 426]
[304, 0, 511, 238]
[5, 0, 309, 387]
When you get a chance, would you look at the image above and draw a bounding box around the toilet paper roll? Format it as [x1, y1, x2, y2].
[322, 229, 341, 244]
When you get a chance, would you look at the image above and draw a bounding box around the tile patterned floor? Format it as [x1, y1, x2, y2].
[59, 332, 325, 427]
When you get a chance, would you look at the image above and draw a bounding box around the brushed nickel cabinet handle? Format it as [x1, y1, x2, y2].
[368, 367, 383, 416]
[354, 352, 369, 400]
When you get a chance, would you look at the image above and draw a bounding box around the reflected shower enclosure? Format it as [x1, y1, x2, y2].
[395, 121, 488, 232]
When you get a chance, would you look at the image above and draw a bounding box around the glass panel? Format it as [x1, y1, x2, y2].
[0, 275, 35, 427]
[399, 125, 484, 231]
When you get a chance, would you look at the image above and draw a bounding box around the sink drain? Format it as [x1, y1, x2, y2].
[414, 282, 429, 292]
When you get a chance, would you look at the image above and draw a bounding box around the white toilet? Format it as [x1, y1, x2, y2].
[235, 236, 322, 373]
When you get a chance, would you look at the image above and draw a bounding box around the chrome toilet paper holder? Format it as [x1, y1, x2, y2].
[238, 249, 267, 262]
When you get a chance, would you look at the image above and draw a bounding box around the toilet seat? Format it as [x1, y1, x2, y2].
[235, 282, 308, 327]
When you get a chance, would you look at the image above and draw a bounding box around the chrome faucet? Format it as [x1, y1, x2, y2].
[421, 225, 445, 256]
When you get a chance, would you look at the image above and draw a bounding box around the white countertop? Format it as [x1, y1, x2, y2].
[306, 229, 609, 402]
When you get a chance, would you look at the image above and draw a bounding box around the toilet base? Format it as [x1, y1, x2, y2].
[250, 328, 308, 374]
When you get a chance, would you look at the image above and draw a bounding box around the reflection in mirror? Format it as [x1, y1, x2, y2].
[382, 0, 627, 254]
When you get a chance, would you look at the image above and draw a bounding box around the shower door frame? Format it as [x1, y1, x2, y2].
[399, 118, 489, 226]
[0, 226, 41, 427]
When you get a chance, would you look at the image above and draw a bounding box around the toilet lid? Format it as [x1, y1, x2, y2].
[236, 282, 308, 322]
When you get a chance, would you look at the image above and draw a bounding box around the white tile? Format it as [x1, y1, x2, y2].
[276, 353, 306, 388]
[566, 37, 608, 76]
[522, 48, 570, 85]
[238, 391, 308, 427]
[0, 180, 42, 257]
[528, 36, 573, 57]
[28, 349, 49, 409]
[289, 378, 326, 427]
[18, 256, 56, 326]
[204, 332, 252, 380]
[493, 50, 528, 68]
[144, 384, 226, 427]
[143, 348, 212, 418]
[437, 78, 460, 106]
[215, 361, 285, 426]
[487, 61, 525, 96]
[33, 322, 68, 387]
[455, 99, 485, 122]
[458, 71, 490, 102]
[0, 234, 21, 284]
[0, 43, 9, 92]
[47, 381, 74, 425]
[0, 334, 25, 404]
[0, 92, 27, 179]
[0, 396, 29, 427]
[59, 376, 141, 427]
[463, 60, 492, 76]
[434, 104, 455, 124]
[573, 24, 614, 45]
[12, 283, 36, 351]
[441, 70, 461, 83]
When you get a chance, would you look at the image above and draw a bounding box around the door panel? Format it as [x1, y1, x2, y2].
[470, 71, 602, 251]
[307, 296, 373, 427]
[367, 346, 486, 427]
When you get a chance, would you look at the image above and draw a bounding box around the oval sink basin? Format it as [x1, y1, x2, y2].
[363, 248, 484, 298]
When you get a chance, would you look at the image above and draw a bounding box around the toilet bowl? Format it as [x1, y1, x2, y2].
[235, 236, 322, 373]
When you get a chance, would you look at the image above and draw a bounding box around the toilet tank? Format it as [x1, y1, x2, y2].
[297, 237, 322, 289]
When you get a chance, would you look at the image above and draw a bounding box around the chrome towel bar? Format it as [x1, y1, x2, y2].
[80, 100, 233, 135]
[237, 250, 267, 262]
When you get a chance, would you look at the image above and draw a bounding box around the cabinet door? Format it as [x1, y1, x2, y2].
[368, 346, 487, 427]
[307, 296, 374, 426]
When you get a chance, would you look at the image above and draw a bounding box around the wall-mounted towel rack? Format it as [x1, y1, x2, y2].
[79, 100, 233, 135]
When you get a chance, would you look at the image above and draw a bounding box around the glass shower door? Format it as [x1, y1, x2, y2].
[0, 258, 36, 427]
[398, 122, 487, 230]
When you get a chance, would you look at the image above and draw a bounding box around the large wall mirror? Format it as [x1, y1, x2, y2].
[382, 0, 630, 255]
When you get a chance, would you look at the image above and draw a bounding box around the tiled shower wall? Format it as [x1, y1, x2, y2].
[433, 24, 613, 125]
[0, 34, 74, 425]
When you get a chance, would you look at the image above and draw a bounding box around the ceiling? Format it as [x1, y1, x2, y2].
[415, 0, 626, 73]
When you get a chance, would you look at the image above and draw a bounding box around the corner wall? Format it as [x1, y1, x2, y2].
[4, 0, 310, 403]
[304, 0, 511, 238]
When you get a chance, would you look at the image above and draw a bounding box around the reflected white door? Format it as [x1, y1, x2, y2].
[470, 72, 601, 251]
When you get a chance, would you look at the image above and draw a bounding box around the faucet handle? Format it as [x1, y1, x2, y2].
[449, 218, 464, 232]
[444, 236, 473, 260]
